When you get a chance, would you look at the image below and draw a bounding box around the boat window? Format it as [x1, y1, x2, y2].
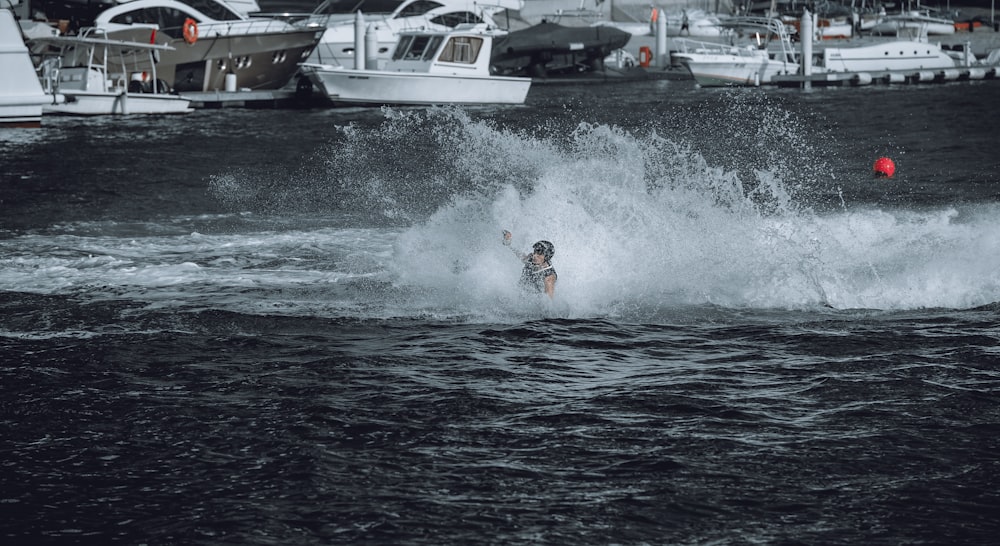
[401, 35, 435, 59]
[110, 8, 153, 25]
[392, 35, 414, 60]
[430, 12, 483, 28]
[314, 0, 404, 16]
[110, 7, 189, 32]
[422, 35, 443, 60]
[174, 0, 241, 21]
[397, 0, 444, 18]
[437, 36, 482, 64]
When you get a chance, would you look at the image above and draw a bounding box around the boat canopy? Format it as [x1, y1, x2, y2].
[31, 34, 175, 73]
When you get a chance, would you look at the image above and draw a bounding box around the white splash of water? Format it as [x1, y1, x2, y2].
[382, 110, 1000, 316]
[5, 108, 1000, 322]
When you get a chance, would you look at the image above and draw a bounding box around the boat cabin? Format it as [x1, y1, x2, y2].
[385, 24, 495, 74]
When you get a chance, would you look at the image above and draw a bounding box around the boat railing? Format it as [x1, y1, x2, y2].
[157, 18, 302, 39]
[252, 12, 318, 25]
[717, 16, 794, 37]
[286, 13, 356, 30]
[544, 8, 605, 25]
[717, 16, 799, 64]
[37, 55, 61, 95]
[287, 10, 506, 33]
[32, 26, 179, 94]
[673, 37, 768, 59]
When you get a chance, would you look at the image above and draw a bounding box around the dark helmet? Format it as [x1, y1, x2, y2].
[532, 240, 555, 261]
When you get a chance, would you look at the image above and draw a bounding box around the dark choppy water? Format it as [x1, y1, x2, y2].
[3, 79, 1000, 544]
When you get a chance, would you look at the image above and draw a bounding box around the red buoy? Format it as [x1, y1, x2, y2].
[874, 157, 896, 178]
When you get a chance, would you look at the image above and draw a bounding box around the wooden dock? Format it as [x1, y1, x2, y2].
[772, 66, 999, 87]
[180, 89, 299, 109]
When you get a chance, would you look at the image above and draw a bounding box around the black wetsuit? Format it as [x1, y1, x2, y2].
[519, 262, 557, 293]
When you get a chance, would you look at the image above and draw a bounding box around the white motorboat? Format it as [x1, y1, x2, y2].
[297, 0, 522, 67]
[31, 0, 324, 92]
[1, 8, 49, 127]
[33, 29, 193, 115]
[300, 24, 531, 106]
[673, 17, 800, 87]
[870, 10, 956, 36]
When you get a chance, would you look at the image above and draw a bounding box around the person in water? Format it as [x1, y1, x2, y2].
[502, 230, 557, 298]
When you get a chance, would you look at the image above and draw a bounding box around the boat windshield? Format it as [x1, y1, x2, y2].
[313, 0, 407, 16]
[109, 6, 197, 28]
[429, 11, 483, 27]
[397, 1, 446, 18]
[392, 34, 444, 60]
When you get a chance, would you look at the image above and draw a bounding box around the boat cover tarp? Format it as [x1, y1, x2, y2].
[491, 22, 630, 59]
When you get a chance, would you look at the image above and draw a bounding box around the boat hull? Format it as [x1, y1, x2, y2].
[871, 13, 956, 36]
[677, 53, 799, 86]
[816, 20, 853, 39]
[0, 102, 44, 127]
[106, 27, 324, 92]
[309, 36, 397, 67]
[43, 91, 192, 115]
[1, 9, 48, 127]
[785, 17, 853, 40]
[303, 66, 530, 105]
[872, 21, 955, 35]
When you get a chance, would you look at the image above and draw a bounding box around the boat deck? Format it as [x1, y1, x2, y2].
[772, 66, 998, 87]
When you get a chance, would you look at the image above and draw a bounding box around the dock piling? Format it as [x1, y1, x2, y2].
[801, 9, 813, 90]
[656, 9, 667, 67]
[354, 11, 365, 70]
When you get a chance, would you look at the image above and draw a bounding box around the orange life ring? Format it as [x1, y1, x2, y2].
[182, 18, 198, 45]
[638, 46, 652, 68]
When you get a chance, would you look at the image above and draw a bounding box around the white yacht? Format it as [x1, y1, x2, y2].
[30, 0, 325, 92]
